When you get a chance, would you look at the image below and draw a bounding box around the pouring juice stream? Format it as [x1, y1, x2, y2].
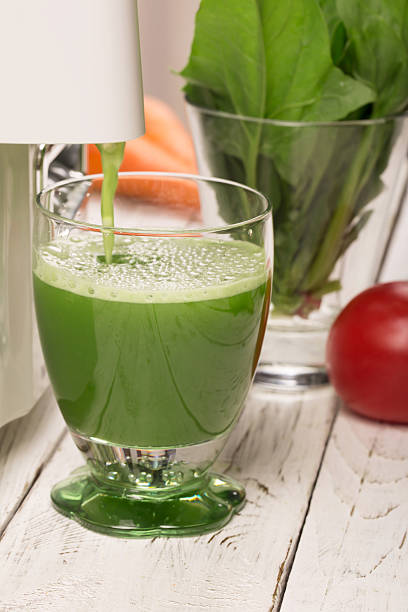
[96, 142, 125, 263]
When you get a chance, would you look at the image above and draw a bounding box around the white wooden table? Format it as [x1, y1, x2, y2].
[1, 381, 407, 612]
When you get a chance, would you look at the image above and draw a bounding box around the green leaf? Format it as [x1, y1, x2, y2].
[337, 0, 408, 116]
[181, 0, 266, 118]
[257, 0, 374, 120]
[182, 0, 375, 194]
[182, 0, 374, 122]
[318, 0, 342, 37]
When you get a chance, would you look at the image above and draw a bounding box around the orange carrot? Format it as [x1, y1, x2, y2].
[88, 136, 196, 175]
[87, 139, 199, 209]
[143, 95, 196, 166]
[86, 96, 199, 209]
[88, 174, 200, 211]
[112, 174, 200, 210]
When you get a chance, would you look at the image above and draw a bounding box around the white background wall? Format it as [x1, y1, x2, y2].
[138, 0, 200, 124]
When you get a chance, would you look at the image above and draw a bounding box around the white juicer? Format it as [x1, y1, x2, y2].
[0, 0, 145, 427]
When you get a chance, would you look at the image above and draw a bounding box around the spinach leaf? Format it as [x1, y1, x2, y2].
[318, 0, 342, 37]
[182, 0, 269, 190]
[182, 0, 374, 121]
[183, 0, 374, 190]
[318, 0, 349, 65]
[257, 0, 374, 120]
[181, 0, 266, 118]
[336, 0, 408, 116]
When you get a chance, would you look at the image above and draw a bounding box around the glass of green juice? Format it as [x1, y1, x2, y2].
[33, 172, 273, 538]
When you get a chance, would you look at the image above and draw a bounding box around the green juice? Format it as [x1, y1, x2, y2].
[96, 142, 125, 263]
[33, 235, 269, 448]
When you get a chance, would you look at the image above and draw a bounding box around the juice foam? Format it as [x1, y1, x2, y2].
[34, 234, 266, 303]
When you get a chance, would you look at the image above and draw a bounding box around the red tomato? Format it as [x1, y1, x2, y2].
[326, 282, 408, 422]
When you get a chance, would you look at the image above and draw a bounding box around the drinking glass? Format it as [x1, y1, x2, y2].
[186, 100, 408, 389]
[33, 172, 273, 537]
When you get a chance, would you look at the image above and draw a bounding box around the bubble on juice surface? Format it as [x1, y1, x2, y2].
[34, 234, 267, 303]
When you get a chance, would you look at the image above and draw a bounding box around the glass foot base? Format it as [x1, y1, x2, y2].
[255, 363, 329, 390]
[51, 466, 245, 538]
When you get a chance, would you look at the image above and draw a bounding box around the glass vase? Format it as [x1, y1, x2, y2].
[186, 101, 408, 389]
[33, 172, 272, 537]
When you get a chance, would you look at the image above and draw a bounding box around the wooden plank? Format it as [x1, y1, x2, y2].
[0, 387, 66, 535]
[281, 407, 408, 612]
[0, 387, 337, 611]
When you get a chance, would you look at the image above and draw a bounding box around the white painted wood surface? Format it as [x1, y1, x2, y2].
[0, 388, 65, 535]
[1, 386, 408, 610]
[281, 407, 408, 612]
[0, 387, 336, 611]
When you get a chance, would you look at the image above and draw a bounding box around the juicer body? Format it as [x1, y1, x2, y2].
[0, 145, 44, 426]
[0, 144, 86, 427]
[0, 0, 145, 427]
